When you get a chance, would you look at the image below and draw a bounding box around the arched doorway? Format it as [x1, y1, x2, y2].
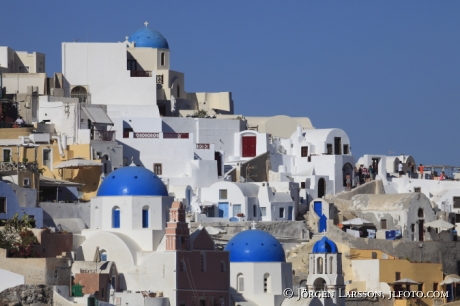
[318, 178, 326, 198]
[70, 86, 88, 103]
[342, 163, 353, 187]
[313, 277, 327, 291]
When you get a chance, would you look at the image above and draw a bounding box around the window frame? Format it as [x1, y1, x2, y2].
[219, 189, 227, 200]
[153, 163, 162, 175]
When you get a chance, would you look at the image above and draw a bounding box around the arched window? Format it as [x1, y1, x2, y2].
[70, 86, 88, 103]
[313, 278, 326, 291]
[220, 261, 226, 272]
[177, 84, 180, 98]
[329, 256, 333, 274]
[112, 207, 120, 228]
[418, 208, 424, 218]
[179, 260, 186, 272]
[200, 253, 206, 272]
[142, 206, 149, 228]
[100, 249, 107, 261]
[263, 273, 271, 293]
[317, 257, 323, 274]
[237, 273, 244, 292]
[161, 52, 165, 66]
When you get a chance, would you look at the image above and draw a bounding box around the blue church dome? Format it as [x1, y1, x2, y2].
[97, 166, 168, 197]
[312, 236, 338, 253]
[224, 229, 286, 262]
[128, 24, 169, 49]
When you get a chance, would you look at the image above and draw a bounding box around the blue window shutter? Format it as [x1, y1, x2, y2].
[113, 209, 120, 228]
[142, 210, 149, 228]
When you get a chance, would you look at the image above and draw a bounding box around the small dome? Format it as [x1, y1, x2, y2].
[128, 25, 169, 49]
[97, 166, 168, 197]
[312, 236, 338, 253]
[224, 230, 285, 262]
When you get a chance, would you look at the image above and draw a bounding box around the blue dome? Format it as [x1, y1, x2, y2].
[312, 236, 338, 253]
[97, 166, 168, 197]
[128, 26, 169, 49]
[224, 230, 285, 262]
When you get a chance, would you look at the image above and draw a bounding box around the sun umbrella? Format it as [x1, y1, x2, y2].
[342, 218, 373, 226]
[423, 219, 454, 231]
[440, 275, 460, 285]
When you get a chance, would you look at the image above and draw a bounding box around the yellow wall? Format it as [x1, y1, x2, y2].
[0, 127, 33, 139]
[349, 248, 396, 260]
[380, 260, 443, 305]
[1, 141, 101, 201]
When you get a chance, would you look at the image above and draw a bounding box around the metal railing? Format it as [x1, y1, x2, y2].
[164, 133, 189, 139]
[130, 70, 152, 77]
[196, 143, 210, 149]
[93, 130, 116, 141]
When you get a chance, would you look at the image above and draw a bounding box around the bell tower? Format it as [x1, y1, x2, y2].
[165, 201, 190, 250]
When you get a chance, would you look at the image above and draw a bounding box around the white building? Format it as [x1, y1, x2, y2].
[225, 228, 293, 306]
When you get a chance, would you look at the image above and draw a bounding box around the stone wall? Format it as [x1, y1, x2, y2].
[0, 284, 53, 305]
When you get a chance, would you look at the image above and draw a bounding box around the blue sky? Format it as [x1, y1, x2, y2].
[2, 1, 459, 166]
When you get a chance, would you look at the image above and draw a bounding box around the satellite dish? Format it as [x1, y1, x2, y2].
[277, 145, 286, 154]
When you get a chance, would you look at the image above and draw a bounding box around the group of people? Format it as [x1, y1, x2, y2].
[345, 164, 376, 190]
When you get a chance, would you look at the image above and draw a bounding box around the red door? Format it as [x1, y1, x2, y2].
[242, 136, 256, 157]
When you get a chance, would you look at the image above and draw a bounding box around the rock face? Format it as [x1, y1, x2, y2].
[0, 284, 53, 306]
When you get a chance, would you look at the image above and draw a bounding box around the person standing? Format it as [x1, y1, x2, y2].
[369, 164, 374, 181]
[354, 167, 360, 187]
[398, 161, 404, 178]
[418, 164, 425, 179]
[362, 165, 370, 182]
[346, 173, 351, 191]
[407, 162, 413, 178]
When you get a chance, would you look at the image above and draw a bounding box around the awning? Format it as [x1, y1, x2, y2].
[55, 158, 103, 169]
[201, 201, 215, 207]
[39, 176, 84, 187]
[81, 106, 113, 125]
[342, 218, 373, 226]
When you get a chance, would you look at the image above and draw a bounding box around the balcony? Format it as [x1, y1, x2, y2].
[93, 130, 116, 141]
[130, 70, 152, 77]
[0, 161, 40, 173]
[164, 133, 189, 139]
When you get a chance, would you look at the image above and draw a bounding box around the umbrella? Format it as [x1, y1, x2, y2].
[342, 218, 373, 226]
[55, 158, 103, 169]
[440, 274, 460, 285]
[423, 219, 454, 231]
[393, 278, 419, 285]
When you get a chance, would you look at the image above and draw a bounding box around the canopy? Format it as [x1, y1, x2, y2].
[81, 106, 113, 125]
[39, 176, 84, 187]
[201, 201, 215, 207]
[55, 158, 103, 169]
[440, 274, 460, 285]
[342, 218, 373, 226]
[393, 278, 419, 285]
[423, 219, 454, 231]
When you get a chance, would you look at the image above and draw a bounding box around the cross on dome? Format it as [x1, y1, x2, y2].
[144, 21, 149, 27]
[251, 220, 257, 229]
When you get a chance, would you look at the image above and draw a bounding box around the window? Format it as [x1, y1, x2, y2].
[177, 84, 180, 98]
[3, 149, 11, 162]
[23, 178, 30, 188]
[253, 205, 257, 217]
[433, 283, 438, 291]
[220, 261, 226, 272]
[301, 182, 306, 189]
[219, 189, 227, 200]
[317, 257, 323, 274]
[418, 283, 423, 292]
[381, 219, 387, 229]
[142, 207, 149, 228]
[395, 272, 401, 281]
[343, 144, 349, 155]
[200, 253, 206, 272]
[454, 197, 460, 209]
[161, 52, 165, 66]
[127, 59, 137, 71]
[418, 208, 424, 218]
[329, 256, 333, 274]
[334, 137, 342, 155]
[0, 198, 6, 213]
[456, 214, 460, 223]
[301, 146, 308, 157]
[101, 251, 107, 261]
[123, 128, 133, 138]
[153, 163, 162, 175]
[279, 207, 285, 218]
[233, 204, 241, 216]
[112, 207, 120, 228]
[237, 274, 244, 292]
[326, 144, 333, 155]
[414, 187, 421, 193]
[260, 207, 266, 216]
[43, 149, 51, 169]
